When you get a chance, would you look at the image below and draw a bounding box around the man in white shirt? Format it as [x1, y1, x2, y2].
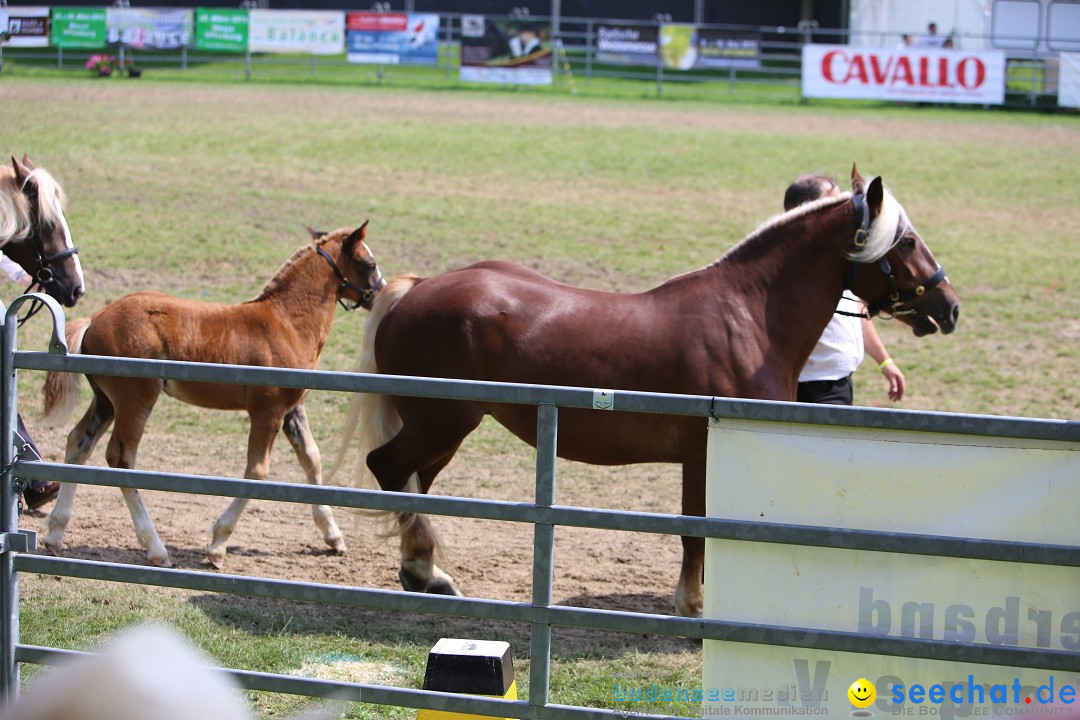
[784, 173, 907, 405]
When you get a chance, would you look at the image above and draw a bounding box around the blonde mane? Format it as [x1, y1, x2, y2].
[250, 227, 350, 301]
[0, 165, 67, 246]
[674, 182, 903, 283]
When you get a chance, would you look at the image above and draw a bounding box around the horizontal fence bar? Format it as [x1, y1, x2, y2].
[16, 351, 1080, 441]
[14, 643, 630, 720]
[16, 462, 1080, 567]
[15, 557, 1080, 673]
[14, 644, 654, 720]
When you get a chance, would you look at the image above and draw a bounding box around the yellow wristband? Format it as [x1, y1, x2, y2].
[879, 358, 895, 371]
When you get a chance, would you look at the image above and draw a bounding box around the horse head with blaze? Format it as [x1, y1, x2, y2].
[0, 155, 85, 307]
[337, 165, 958, 617]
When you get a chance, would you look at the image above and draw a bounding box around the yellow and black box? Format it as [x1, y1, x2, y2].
[417, 638, 516, 720]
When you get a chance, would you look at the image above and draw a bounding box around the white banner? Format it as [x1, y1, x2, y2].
[1060, 53, 1080, 109]
[702, 419, 1079, 718]
[249, 10, 344, 55]
[1, 6, 50, 47]
[802, 44, 1006, 105]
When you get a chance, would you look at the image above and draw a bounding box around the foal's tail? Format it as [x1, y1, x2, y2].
[41, 316, 91, 427]
[328, 274, 423, 489]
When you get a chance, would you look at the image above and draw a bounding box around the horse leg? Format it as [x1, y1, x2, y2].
[398, 452, 461, 596]
[281, 404, 346, 555]
[367, 404, 479, 596]
[675, 450, 706, 618]
[105, 381, 170, 567]
[206, 412, 282, 569]
[43, 382, 115, 555]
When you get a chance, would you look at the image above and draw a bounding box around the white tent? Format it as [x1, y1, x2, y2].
[849, 0, 1080, 55]
[848, 0, 992, 50]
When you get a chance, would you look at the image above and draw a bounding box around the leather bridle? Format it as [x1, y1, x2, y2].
[315, 244, 385, 311]
[20, 175, 81, 295]
[845, 193, 947, 318]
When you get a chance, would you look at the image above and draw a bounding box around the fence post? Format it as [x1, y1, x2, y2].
[528, 402, 557, 710]
[0, 299, 13, 706]
[585, 18, 592, 85]
[0, 295, 63, 708]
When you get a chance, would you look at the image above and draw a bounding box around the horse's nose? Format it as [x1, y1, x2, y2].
[940, 303, 959, 335]
[67, 284, 85, 307]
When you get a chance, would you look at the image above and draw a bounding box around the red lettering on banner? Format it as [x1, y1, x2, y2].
[847, 54, 869, 83]
[869, 55, 893, 84]
[957, 57, 985, 88]
[894, 56, 914, 85]
[821, 50, 843, 83]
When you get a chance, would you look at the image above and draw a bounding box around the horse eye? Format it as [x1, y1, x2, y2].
[900, 236, 916, 251]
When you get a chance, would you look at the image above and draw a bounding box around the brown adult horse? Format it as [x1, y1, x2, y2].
[41, 223, 386, 569]
[340, 167, 959, 617]
[0, 155, 85, 306]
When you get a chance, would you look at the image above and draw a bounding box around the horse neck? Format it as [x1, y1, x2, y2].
[252, 243, 343, 351]
[684, 201, 856, 390]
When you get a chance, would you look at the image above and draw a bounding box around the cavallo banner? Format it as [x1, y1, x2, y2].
[802, 44, 1005, 105]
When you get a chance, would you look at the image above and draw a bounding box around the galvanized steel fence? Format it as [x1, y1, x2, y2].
[1, 294, 1078, 718]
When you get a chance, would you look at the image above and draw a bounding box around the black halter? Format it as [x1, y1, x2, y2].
[845, 193, 947, 318]
[315, 245, 382, 311]
[18, 175, 81, 325]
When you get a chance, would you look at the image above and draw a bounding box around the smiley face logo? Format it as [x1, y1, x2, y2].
[847, 678, 876, 709]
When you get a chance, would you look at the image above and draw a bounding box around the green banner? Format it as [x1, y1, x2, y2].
[195, 7, 248, 53]
[50, 7, 107, 49]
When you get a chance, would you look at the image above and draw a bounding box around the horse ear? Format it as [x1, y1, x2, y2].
[306, 226, 326, 240]
[20, 154, 38, 171]
[867, 176, 885, 218]
[851, 163, 866, 194]
[11, 156, 30, 184]
[347, 220, 369, 247]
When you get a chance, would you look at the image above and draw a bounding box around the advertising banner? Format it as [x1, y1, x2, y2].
[1060, 53, 1080, 109]
[194, 8, 248, 53]
[595, 24, 658, 67]
[1, 7, 50, 47]
[249, 9, 344, 55]
[701, 418, 1079, 718]
[346, 12, 439, 65]
[802, 44, 1006, 104]
[657, 24, 761, 71]
[695, 28, 760, 69]
[459, 14, 551, 85]
[50, 7, 106, 49]
[107, 8, 193, 50]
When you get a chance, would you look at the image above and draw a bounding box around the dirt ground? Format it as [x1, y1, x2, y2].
[18, 414, 688, 618]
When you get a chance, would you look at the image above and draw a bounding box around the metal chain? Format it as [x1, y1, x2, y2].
[4, 431, 39, 517]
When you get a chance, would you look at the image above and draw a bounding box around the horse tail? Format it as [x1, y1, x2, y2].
[41, 316, 91, 427]
[327, 274, 423, 490]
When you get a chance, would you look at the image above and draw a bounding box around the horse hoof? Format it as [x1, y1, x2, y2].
[42, 541, 63, 557]
[399, 567, 462, 596]
[149, 555, 172, 569]
[427, 576, 463, 597]
[327, 537, 347, 555]
[204, 551, 225, 571]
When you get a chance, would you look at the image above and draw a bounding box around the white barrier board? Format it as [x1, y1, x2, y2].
[1060, 54, 1080, 109]
[702, 418, 1079, 718]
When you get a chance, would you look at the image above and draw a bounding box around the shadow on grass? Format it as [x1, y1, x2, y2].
[189, 590, 698, 661]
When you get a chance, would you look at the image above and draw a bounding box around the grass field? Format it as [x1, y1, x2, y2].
[1, 76, 1078, 718]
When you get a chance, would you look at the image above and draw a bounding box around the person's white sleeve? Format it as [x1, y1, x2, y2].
[0, 254, 29, 284]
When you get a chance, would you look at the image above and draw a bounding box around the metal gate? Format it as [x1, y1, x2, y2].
[2, 294, 1078, 718]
